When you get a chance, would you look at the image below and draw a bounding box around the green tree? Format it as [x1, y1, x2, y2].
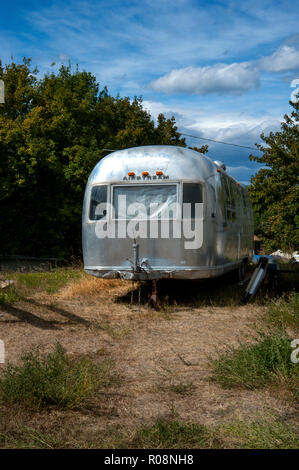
[0, 59, 188, 259]
[189, 145, 208, 154]
[248, 96, 299, 253]
[154, 114, 186, 146]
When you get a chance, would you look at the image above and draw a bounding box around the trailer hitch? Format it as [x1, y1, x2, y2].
[127, 240, 154, 309]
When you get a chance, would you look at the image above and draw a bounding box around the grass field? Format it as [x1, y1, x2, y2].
[0, 266, 298, 449]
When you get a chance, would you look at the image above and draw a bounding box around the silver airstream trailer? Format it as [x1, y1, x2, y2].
[82, 145, 253, 281]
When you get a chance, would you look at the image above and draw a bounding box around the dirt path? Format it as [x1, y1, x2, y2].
[1, 284, 296, 432]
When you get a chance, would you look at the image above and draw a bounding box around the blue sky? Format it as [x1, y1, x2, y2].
[1, 0, 299, 183]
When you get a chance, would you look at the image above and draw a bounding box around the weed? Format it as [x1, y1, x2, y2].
[0, 343, 115, 409]
[8, 268, 83, 296]
[211, 331, 298, 390]
[128, 419, 221, 449]
[266, 292, 299, 330]
[0, 426, 61, 449]
[0, 285, 21, 306]
[93, 319, 131, 338]
[219, 416, 299, 449]
[168, 382, 196, 395]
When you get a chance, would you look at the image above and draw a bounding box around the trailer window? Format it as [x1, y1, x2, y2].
[221, 175, 231, 204]
[113, 184, 177, 219]
[228, 180, 237, 208]
[89, 185, 107, 220]
[183, 183, 203, 218]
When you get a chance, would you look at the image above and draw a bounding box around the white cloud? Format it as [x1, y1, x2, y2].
[143, 100, 280, 135]
[149, 62, 260, 95]
[148, 40, 299, 97]
[22, 0, 299, 96]
[142, 99, 281, 160]
[193, 118, 280, 144]
[227, 165, 260, 180]
[58, 53, 69, 62]
[227, 165, 255, 173]
[259, 45, 299, 72]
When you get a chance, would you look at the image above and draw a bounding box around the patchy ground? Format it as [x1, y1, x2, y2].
[0, 271, 297, 446]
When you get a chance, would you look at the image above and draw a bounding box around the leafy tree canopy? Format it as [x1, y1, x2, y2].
[0, 58, 206, 259]
[248, 96, 299, 253]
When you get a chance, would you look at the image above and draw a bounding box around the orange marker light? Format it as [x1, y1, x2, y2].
[142, 171, 149, 176]
[156, 171, 163, 175]
[128, 171, 135, 176]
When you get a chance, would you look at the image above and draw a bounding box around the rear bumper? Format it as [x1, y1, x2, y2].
[84, 262, 240, 281]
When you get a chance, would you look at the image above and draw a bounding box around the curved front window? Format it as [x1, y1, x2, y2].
[113, 184, 178, 220]
[89, 185, 107, 220]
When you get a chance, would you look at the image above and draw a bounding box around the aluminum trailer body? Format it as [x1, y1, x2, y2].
[82, 145, 253, 280]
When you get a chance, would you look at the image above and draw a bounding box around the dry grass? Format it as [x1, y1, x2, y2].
[0, 268, 298, 449]
[57, 275, 129, 300]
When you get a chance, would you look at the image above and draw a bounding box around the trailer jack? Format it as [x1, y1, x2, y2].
[146, 280, 158, 310]
[242, 257, 270, 303]
[130, 280, 142, 308]
[241, 255, 297, 303]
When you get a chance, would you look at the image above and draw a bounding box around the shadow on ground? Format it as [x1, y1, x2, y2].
[0, 299, 91, 330]
[0, 304, 62, 330]
[25, 299, 91, 326]
[116, 266, 299, 309]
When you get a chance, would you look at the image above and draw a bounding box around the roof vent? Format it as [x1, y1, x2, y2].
[214, 160, 226, 171]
